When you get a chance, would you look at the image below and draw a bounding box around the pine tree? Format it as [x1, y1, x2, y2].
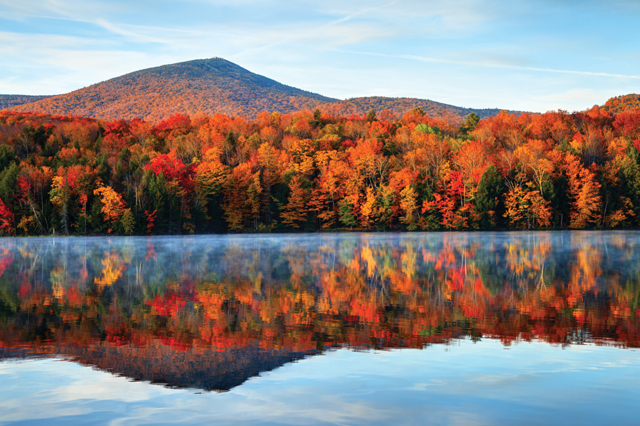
[121, 208, 136, 235]
[475, 165, 505, 229]
[339, 198, 357, 229]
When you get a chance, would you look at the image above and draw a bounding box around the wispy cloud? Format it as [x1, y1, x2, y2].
[329, 1, 400, 25]
[337, 49, 640, 80]
[0, 0, 638, 111]
[0, 0, 116, 21]
[93, 18, 173, 44]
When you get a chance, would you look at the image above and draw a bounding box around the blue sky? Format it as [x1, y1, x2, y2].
[1, 342, 640, 424]
[1, 0, 639, 112]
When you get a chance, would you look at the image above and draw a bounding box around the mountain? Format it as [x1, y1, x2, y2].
[326, 96, 514, 119]
[6, 58, 521, 122]
[0, 344, 313, 392]
[0, 94, 52, 109]
[9, 58, 337, 121]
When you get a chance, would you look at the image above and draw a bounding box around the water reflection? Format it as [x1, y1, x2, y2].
[0, 231, 639, 391]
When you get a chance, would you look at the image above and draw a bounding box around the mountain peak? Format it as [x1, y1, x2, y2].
[4, 58, 522, 121]
[9, 58, 336, 121]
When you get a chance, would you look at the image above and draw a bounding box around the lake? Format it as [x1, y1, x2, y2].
[0, 232, 639, 425]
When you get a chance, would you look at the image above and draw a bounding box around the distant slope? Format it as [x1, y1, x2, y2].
[323, 96, 522, 119]
[8, 57, 524, 122]
[11, 58, 337, 121]
[600, 94, 640, 113]
[0, 94, 52, 109]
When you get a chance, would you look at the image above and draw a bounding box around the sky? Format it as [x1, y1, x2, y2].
[1, 342, 639, 424]
[0, 0, 639, 112]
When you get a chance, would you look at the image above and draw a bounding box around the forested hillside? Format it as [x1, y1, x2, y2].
[327, 96, 515, 119]
[9, 58, 337, 121]
[0, 95, 52, 109]
[6, 58, 519, 122]
[0, 102, 639, 236]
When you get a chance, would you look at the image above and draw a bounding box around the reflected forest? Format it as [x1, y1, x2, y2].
[0, 232, 638, 391]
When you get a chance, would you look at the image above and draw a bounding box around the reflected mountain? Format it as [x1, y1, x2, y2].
[0, 232, 639, 391]
[0, 344, 311, 391]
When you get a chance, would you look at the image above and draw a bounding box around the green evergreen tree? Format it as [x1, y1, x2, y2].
[475, 165, 505, 229]
[88, 198, 107, 234]
[311, 108, 322, 128]
[620, 145, 640, 222]
[546, 176, 570, 228]
[144, 171, 169, 233]
[121, 209, 136, 235]
[0, 145, 16, 172]
[366, 109, 377, 123]
[339, 198, 357, 229]
[0, 163, 19, 206]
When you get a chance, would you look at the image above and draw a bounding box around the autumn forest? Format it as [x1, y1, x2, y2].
[1, 94, 640, 236]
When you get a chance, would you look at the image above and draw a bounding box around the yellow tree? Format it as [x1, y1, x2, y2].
[223, 163, 258, 231]
[50, 176, 72, 234]
[504, 184, 552, 229]
[309, 156, 349, 229]
[94, 185, 127, 232]
[514, 139, 554, 196]
[390, 167, 420, 230]
[194, 151, 229, 220]
[564, 153, 602, 228]
[399, 185, 420, 230]
[349, 138, 387, 189]
[257, 142, 283, 224]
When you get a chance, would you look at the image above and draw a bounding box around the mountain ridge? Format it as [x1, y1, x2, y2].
[324, 96, 512, 119]
[0, 57, 592, 121]
[7, 58, 338, 121]
[0, 94, 53, 109]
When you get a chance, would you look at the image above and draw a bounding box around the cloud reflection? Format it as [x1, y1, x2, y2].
[1, 341, 639, 425]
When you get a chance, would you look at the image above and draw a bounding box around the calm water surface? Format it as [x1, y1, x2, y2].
[0, 231, 639, 425]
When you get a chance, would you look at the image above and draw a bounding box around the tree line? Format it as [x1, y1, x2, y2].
[0, 103, 639, 236]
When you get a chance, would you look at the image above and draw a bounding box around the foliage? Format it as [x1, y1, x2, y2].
[0, 102, 639, 235]
[2, 233, 640, 370]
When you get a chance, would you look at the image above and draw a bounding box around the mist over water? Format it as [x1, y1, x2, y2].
[1, 231, 639, 424]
